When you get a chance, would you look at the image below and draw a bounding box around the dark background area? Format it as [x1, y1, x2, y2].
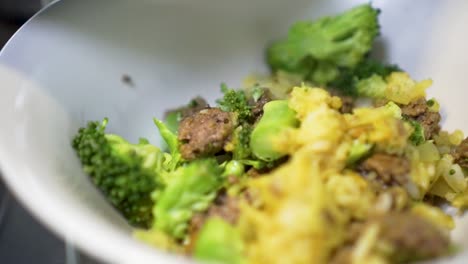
[0, 2, 100, 264]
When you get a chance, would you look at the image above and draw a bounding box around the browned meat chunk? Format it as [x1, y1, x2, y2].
[360, 153, 410, 186]
[418, 111, 441, 140]
[164, 96, 209, 120]
[454, 137, 468, 168]
[330, 213, 450, 263]
[327, 90, 355, 114]
[373, 212, 450, 262]
[249, 88, 273, 122]
[400, 98, 428, 117]
[329, 247, 353, 264]
[400, 98, 441, 139]
[178, 108, 235, 160]
[338, 95, 355, 114]
[187, 193, 240, 252]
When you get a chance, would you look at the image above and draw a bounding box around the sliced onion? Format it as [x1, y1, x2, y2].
[443, 164, 466, 193]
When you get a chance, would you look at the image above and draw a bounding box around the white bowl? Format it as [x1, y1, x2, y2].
[0, 0, 467, 263]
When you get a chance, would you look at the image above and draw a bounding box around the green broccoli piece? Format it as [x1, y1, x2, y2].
[221, 160, 245, 178]
[250, 100, 299, 162]
[230, 125, 253, 160]
[153, 158, 223, 239]
[353, 74, 387, 98]
[217, 83, 252, 123]
[164, 111, 182, 135]
[346, 140, 374, 166]
[251, 85, 265, 102]
[72, 118, 164, 228]
[194, 218, 246, 264]
[406, 119, 426, 146]
[154, 118, 182, 171]
[331, 58, 401, 97]
[267, 4, 380, 85]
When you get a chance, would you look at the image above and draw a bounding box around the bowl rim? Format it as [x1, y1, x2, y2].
[0, 1, 191, 263]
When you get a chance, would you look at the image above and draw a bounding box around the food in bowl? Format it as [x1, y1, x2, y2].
[72, 4, 468, 264]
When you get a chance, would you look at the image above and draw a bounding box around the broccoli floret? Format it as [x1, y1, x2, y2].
[229, 125, 253, 160]
[347, 140, 374, 166]
[406, 119, 426, 146]
[217, 83, 252, 123]
[153, 158, 223, 239]
[331, 58, 401, 96]
[251, 85, 265, 102]
[194, 217, 245, 264]
[72, 119, 163, 228]
[267, 4, 380, 85]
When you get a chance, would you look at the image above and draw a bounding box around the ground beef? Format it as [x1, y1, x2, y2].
[418, 111, 441, 139]
[327, 90, 355, 114]
[373, 98, 389, 108]
[338, 95, 355, 114]
[400, 98, 441, 139]
[186, 192, 240, 252]
[401, 98, 428, 117]
[164, 96, 209, 120]
[374, 212, 450, 262]
[329, 247, 353, 264]
[329, 212, 449, 263]
[453, 137, 468, 168]
[178, 108, 235, 160]
[249, 88, 273, 122]
[360, 153, 410, 186]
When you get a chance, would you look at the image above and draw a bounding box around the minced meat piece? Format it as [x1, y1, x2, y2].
[338, 95, 355, 114]
[178, 108, 235, 160]
[454, 137, 468, 168]
[400, 98, 441, 139]
[187, 192, 240, 252]
[249, 88, 273, 122]
[360, 153, 410, 186]
[329, 247, 353, 264]
[418, 111, 441, 140]
[373, 212, 450, 262]
[164, 96, 209, 120]
[328, 90, 355, 113]
[400, 98, 427, 117]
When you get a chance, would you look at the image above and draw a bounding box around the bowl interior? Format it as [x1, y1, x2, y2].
[0, 0, 468, 263]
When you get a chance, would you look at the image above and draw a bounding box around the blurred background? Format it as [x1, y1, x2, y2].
[0, 1, 99, 263]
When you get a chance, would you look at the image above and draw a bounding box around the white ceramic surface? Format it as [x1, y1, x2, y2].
[0, 0, 467, 263]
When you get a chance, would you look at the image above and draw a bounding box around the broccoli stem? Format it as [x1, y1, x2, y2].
[250, 100, 299, 161]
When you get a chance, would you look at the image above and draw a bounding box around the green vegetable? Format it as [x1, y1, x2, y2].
[72, 118, 164, 228]
[332, 58, 401, 97]
[154, 118, 182, 171]
[347, 141, 374, 166]
[217, 83, 252, 123]
[222, 160, 245, 178]
[153, 159, 223, 239]
[267, 4, 380, 85]
[194, 218, 245, 264]
[231, 125, 253, 160]
[250, 100, 299, 161]
[251, 85, 264, 102]
[354, 74, 387, 98]
[426, 98, 440, 112]
[165, 111, 182, 134]
[406, 119, 426, 146]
